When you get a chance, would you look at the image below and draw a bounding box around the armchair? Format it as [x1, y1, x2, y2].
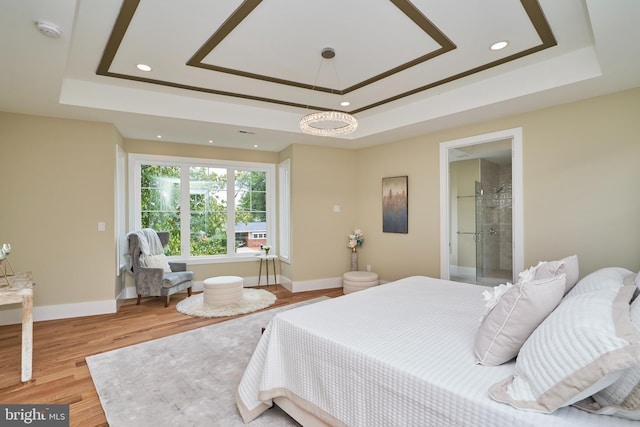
[127, 229, 193, 307]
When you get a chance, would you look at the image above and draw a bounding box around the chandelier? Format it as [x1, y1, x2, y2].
[299, 48, 358, 137]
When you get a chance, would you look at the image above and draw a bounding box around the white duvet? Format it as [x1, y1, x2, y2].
[236, 276, 637, 426]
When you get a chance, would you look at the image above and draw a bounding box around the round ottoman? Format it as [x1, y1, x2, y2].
[203, 276, 243, 306]
[342, 271, 379, 294]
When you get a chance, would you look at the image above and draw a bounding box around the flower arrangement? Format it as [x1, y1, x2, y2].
[347, 229, 364, 249]
[479, 282, 512, 322]
[261, 244, 271, 255]
[0, 243, 14, 280]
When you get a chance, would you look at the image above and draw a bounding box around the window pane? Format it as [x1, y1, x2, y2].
[133, 155, 272, 261]
[140, 165, 181, 255]
[190, 167, 227, 255]
[235, 170, 267, 253]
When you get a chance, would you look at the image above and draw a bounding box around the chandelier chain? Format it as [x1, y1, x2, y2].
[299, 48, 358, 137]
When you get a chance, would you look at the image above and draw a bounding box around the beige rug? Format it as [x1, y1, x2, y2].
[87, 297, 328, 427]
[176, 288, 276, 318]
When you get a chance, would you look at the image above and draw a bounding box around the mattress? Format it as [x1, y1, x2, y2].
[236, 276, 637, 426]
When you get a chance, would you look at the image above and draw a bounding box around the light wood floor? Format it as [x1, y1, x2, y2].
[0, 285, 343, 427]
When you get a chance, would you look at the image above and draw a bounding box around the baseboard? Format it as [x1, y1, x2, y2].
[126, 275, 342, 295]
[0, 275, 344, 325]
[122, 283, 202, 299]
[285, 277, 343, 293]
[0, 299, 118, 326]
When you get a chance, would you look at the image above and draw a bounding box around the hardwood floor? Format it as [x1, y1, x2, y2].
[0, 285, 343, 426]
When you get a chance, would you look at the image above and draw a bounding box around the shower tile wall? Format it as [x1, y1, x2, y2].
[480, 159, 512, 280]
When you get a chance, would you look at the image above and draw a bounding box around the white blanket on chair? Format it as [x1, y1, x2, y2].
[125, 228, 165, 271]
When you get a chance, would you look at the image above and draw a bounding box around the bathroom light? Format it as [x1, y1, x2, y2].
[137, 64, 152, 72]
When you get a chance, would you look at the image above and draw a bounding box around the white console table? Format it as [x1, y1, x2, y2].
[0, 272, 34, 382]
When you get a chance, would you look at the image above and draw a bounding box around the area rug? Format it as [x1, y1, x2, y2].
[86, 297, 328, 427]
[176, 288, 276, 318]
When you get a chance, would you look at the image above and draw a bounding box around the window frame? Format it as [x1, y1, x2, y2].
[278, 159, 291, 263]
[129, 153, 275, 264]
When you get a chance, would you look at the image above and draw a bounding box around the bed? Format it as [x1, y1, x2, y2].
[236, 275, 639, 426]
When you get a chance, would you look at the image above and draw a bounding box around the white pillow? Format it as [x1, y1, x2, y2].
[566, 267, 633, 298]
[474, 274, 566, 366]
[144, 254, 172, 273]
[534, 255, 579, 294]
[573, 295, 640, 420]
[517, 264, 537, 283]
[489, 283, 640, 413]
[625, 273, 640, 303]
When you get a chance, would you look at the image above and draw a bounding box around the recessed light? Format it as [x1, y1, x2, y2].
[156, 135, 162, 139]
[253, 144, 259, 148]
[137, 63, 152, 72]
[490, 41, 509, 51]
[208, 140, 213, 144]
[340, 101, 351, 107]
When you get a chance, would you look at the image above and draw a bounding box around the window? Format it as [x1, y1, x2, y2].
[130, 154, 275, 261]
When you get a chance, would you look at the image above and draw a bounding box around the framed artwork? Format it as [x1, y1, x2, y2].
[382, 176, 408, 233]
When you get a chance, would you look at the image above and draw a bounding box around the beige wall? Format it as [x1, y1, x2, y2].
[355, 133, 442, 281]
[285, 144, 358, 281]
[356, 87, 640, 281]
[0, 112, 120, 306]
[1, 87, 639, 313]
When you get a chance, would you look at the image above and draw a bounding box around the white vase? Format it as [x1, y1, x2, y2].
[350, 248, 358, 271]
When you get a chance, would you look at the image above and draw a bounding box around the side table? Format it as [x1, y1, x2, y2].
[0, 272, 34, 382]
[257, 254, 278, 286]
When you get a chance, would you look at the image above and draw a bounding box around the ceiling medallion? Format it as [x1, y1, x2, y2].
[299, 48, 358, 137]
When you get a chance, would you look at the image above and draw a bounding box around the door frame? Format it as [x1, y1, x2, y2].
[439, 128, 524, 282]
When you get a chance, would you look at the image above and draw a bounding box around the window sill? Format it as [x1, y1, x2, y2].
[168, 254, 268, 265]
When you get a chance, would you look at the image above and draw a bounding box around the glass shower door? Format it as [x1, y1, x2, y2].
[475, 181, 485, 283]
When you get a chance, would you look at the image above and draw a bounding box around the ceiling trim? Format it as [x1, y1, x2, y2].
[187, 0, 456, 95]
[353, 0, 557, 114]
[96, 0, 557, 115]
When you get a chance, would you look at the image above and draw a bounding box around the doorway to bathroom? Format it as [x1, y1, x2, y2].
[439, 128, 523, 286]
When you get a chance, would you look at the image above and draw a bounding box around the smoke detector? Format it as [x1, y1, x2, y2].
[35, 20, 62, 39]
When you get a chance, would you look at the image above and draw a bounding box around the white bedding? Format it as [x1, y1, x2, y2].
[236, 276, 637, 426]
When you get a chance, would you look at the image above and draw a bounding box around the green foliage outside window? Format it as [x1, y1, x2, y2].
[140, 164, 268, 257]
[140, 165, 181, 255]
[189, 166, 227, 255]
[236, 170, 266, 223]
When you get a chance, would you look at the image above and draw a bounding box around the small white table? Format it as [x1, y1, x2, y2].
[0, 272, 34, 382]
[257, 255, 278, 286]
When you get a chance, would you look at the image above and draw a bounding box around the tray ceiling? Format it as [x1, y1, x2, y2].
[1, 0, 639, 150]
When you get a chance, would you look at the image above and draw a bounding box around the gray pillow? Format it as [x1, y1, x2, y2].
[474, 274, 566, 366]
